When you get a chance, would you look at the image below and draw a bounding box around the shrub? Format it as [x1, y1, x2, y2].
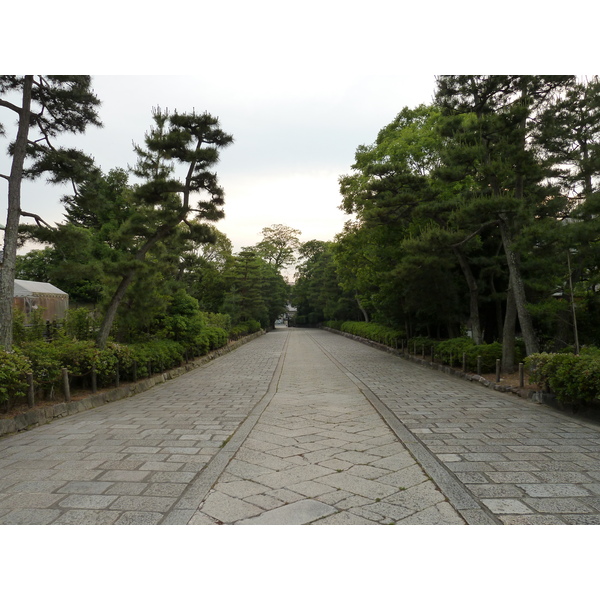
[203, 312, 231, 331]
[526, 351, 600, 407]
[128, 340, 185, 377]
[434, 337, 475, 367]
[203, 326, 228, 350]
[340, 321, 404, 347]
[407, 336, 436, 354]
[0, 350, 31, 408]
[62, 307, 100, 341]
[229, 320, 262, 340]
[20, 341, 63, 393]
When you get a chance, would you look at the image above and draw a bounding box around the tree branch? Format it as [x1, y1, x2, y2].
[0, 98, 22, 114]
[20, 211, 54, 229]
[451, 220, 500, 248]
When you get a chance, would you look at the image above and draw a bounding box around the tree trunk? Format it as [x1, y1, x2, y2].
[502, 280, 517, 372]
[355, 294, 369, 322]
[95, 269, 137, 349]
[498, 215, 540, 356]
[0, 76, 33, 351]
[453, 247, 483, 344]
[95, 225, 174, 349]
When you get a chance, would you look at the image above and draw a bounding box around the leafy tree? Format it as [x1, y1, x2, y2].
[434, 75, 574, 361]
[222, 249, 288, 329]
[293, 240, 361, 324]
[95, 107, 233, 348]
[253, 224, 301, 272]
[0, 75, 101, 349]
[177, 225, 233, 312]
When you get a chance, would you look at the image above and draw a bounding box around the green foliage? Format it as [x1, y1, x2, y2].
[229, 320, 262, 340]
[203, 312, 231, 331]
[526, 349, 600, 406]
[128, 340, 185, 374]
[0, 351, 31, 407]
[407, 336, 436, 353]
[62, 307, 100, 341]
[435, 337, 478, 367]
[337, 321, 405, 347]
[12, 308, 47, 344]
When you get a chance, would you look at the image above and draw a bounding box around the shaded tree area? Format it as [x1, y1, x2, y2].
[293, 76, 600, 369]
[6, 80, 292, 353]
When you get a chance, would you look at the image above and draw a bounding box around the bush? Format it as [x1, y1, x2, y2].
[407, 336, 436, 354]
[203, 326, 228, 350]
[526, 350, 600, 407]
[62, 307, 100, 341]
[0, 350, 31, 408]
[229, 320, 261, 340]
[128, 340, 185, 378]
[203, 312, 231, 331]
[339, 321, 404, 347]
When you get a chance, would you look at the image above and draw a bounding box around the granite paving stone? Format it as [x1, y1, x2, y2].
[5, 326, 600, 525]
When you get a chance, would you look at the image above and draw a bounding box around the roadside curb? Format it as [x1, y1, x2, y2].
[0, 330, 266, 439]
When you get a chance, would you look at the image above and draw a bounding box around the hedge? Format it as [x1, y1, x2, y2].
[526, 349, 600, 406]
[2, 318, 261, 409]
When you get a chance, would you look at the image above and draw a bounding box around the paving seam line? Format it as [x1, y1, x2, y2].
[308, 332, 501, 526]
[161, 330, 291, 525]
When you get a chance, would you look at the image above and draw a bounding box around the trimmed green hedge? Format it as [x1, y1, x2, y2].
[526, 349, 600, 406]
[0, 350, 32, 408]
[323, 321, 523, 374]
[2, 315, 260, 408]
[324, 321, 404, 347]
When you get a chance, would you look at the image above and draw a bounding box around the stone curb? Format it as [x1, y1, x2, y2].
[0, 330, 266, 439]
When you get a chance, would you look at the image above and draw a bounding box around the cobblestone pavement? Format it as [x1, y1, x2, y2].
[0, 332, 287, 525]
[2, 327, 600, 525]
[314, 330, 600, 524]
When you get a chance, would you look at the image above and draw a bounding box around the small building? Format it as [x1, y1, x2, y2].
[13, 279, 69, 323]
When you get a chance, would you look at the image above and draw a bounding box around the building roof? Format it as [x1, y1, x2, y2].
[13, 279, 68, 297]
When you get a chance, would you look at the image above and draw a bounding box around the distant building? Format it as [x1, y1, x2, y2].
[13, 279, 69, 323]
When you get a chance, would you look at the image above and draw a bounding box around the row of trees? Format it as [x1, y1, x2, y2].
[293, 76, 600, 370]
[1, 76, 292, 351]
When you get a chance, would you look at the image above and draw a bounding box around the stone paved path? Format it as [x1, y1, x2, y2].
[2, 327, 600, 524]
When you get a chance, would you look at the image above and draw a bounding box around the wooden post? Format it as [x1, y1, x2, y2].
[477, 356, 482, 376]
[91, 366, 97, 393]
[62, 368, 71, 402]
[430, 347, 434, 364]
[413, 342, 417, 356]
[133, 360, 138, 382]
[27, 373, 34, 408]
[421, 345, 425, 358]
[462, 352, 467, 372]
[495, 359, 501, 383]
[519, 362, 524, 388]
[115, 365, 120, 388]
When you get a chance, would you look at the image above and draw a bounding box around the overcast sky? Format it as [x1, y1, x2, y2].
[36, 72, 437, 251]
[5, 0, 596, 256]
[3, 70, 437, 253]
